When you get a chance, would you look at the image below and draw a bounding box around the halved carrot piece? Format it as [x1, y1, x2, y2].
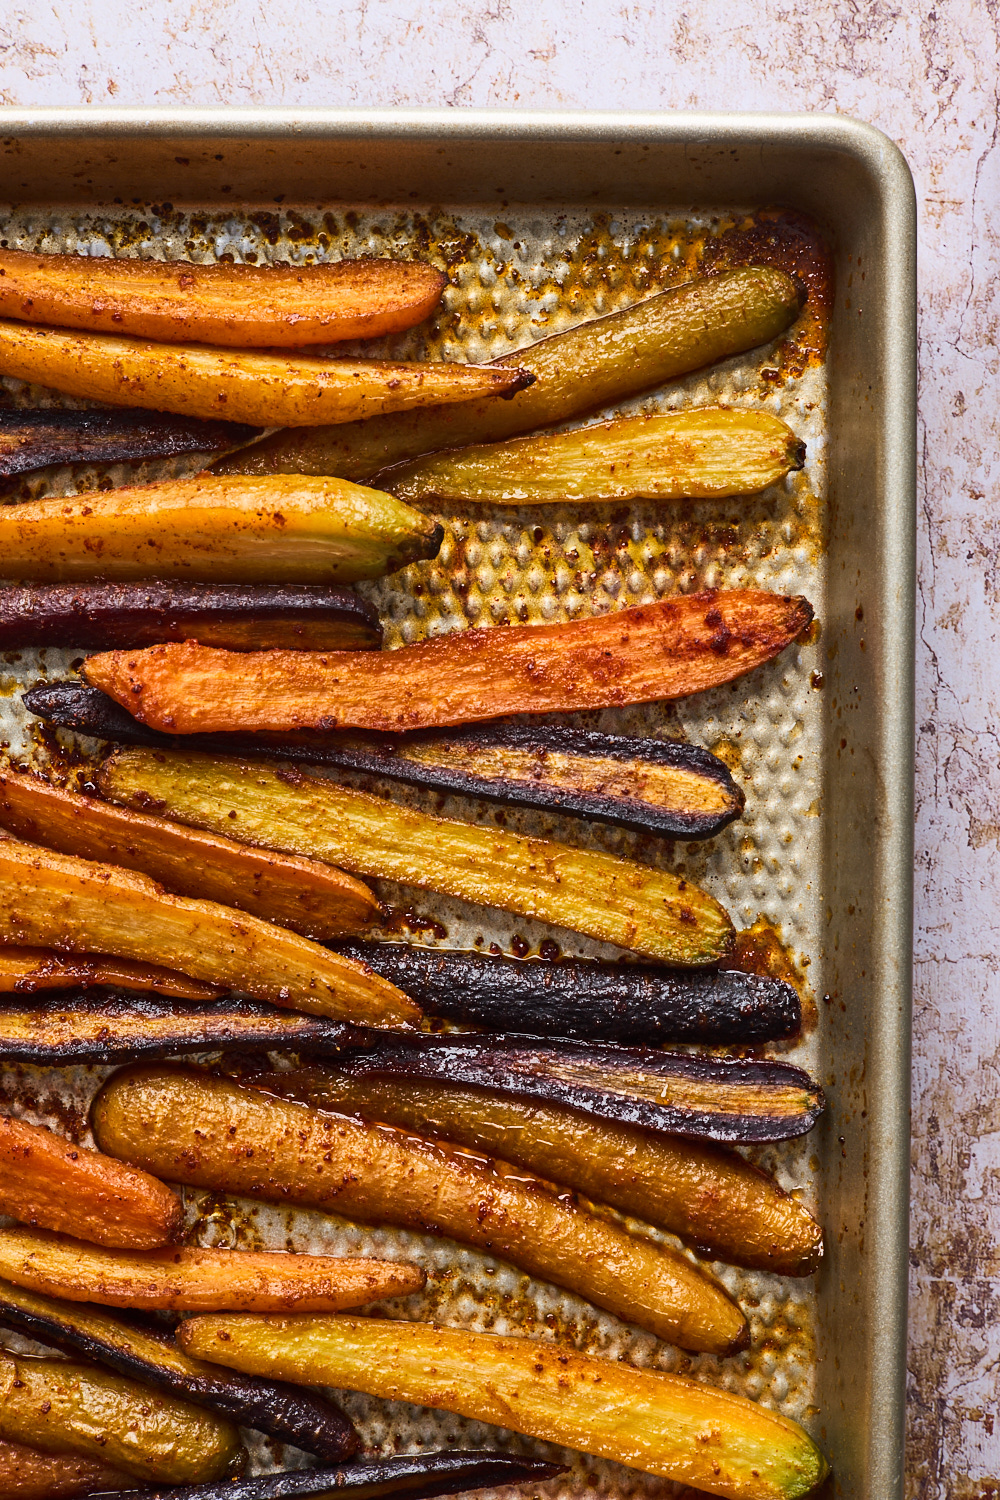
[0, 475, 441, 585]
[0, 947, 225, 1000]
[0, 1226, 424, 1312]
[0, 1113, 181, 1248]
[0, 248, 445, 347]
[381, 407, 806, 505]
[175, 1315, 828, 1499]
[0, 837, 418, 1027]
[96, 750, 734, 965]
[0, 406, 258, 481]
[0, 767, 380, 939]
[0, 321, 530, 427]
[0, 1350, 242, 1484]
[84, 589, 813, 735]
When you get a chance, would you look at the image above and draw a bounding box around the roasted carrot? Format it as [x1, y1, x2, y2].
[96, 750, 735, 965]
[0, 1227, 424, 1312]
[0, 837, 418, 1027]
[92, 1066, 748, 1355]
[0, 947, 224, 1000]
[265, 1068, 824, 1274]
[0, 992, 360, 1065]
[0, 248, 446, 347]
[0, 1351, 243, 1484]
[223, 265, 803, 480]
[0, 407, 258, 481]
[84, 589, 813, 735]
[108, 1453, 563, 1500]
[0, 767, 380, 939]
[381, 407, 806, 505]
[0, 581, 383, 652]
[0, 1437, 132, 1498]
[0, 1278, 360, 1461]
[0, 321, 530, 427]
[176, 1316, 828, 1500]
[0, 1113, 181, 1249]
[0, 475, 442, 585]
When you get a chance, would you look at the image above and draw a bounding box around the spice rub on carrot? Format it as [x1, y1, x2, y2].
[84, 590, 814, 735]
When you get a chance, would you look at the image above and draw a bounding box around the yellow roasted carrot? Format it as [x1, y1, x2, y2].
[0, 1351, 243, 1484]
[96, 750, 735, 965]
[0, 1226, 424, 1312]
[264, 1068, 824, 1275]
[0, 1113, 181, 1249]
[177, 1316, 828, 1500]
[0, 837, 418, 1026]
[92, 1066, 748, 1354]
[381, 407, 806, 505]
[0, 247, 446, 347]
[222, 265, 803, 479]
[0, 320, 530, 427]
[0, 767, 380, 939]
[0, 475, 441, 585]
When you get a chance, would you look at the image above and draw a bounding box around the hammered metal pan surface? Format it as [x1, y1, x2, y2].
[0, 112, 916, 1500]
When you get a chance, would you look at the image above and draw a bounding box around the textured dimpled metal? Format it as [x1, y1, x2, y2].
[0, 199, 828, 1494]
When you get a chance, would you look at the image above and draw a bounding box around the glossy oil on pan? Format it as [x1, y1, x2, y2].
[0, 111, 915, 1500]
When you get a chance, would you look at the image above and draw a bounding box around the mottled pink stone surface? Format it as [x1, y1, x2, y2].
[0, 5, 997, 1493]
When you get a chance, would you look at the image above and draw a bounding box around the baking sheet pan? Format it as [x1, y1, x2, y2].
[0, 109, 916, 1500]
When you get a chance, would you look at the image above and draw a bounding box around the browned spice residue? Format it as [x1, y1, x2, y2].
[379, 907, 448, 942]
[708, 734, 743, 774]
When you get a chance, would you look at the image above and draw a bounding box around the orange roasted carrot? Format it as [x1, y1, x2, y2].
[0, 322, 531, 429]
[85, 589, 813, 735]
[0, 1226, 425, 1312]
[0, 1437, 132, 1498]
[0, 767, 379, 939]
[0, 837, 418, 1028]
[0, 947, 225, 999]
[0, 1114, 181, 1248]
[0, 248, 445, 347]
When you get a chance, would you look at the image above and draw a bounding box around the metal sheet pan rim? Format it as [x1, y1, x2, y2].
[0, 103, 912, 153]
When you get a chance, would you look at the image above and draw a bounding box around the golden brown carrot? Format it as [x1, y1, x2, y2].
[0, 320, 530, 427]
[92, 1066, 748, 1355]
[0, 767, 380, 939]
[264, 1068, 824, 1275]
[84, 590, 813, 735]
[0, 837, 418, 1027]
[0, 475, 441, 585]
[0, 248, 446, 347]
[0, 1226, 425, 1312]
[0, 947, 225, 999]
[0, 1113, 181, 1249]
[0, 1350, 243, 1484]
[223, 266, 803, 480]
[0, 1436, 132, 1498]
[176, 1316, 828, 1500]
[96, 750, 735, 965]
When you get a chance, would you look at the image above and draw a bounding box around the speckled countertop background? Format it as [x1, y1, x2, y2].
[0, 4, 996, 1496]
